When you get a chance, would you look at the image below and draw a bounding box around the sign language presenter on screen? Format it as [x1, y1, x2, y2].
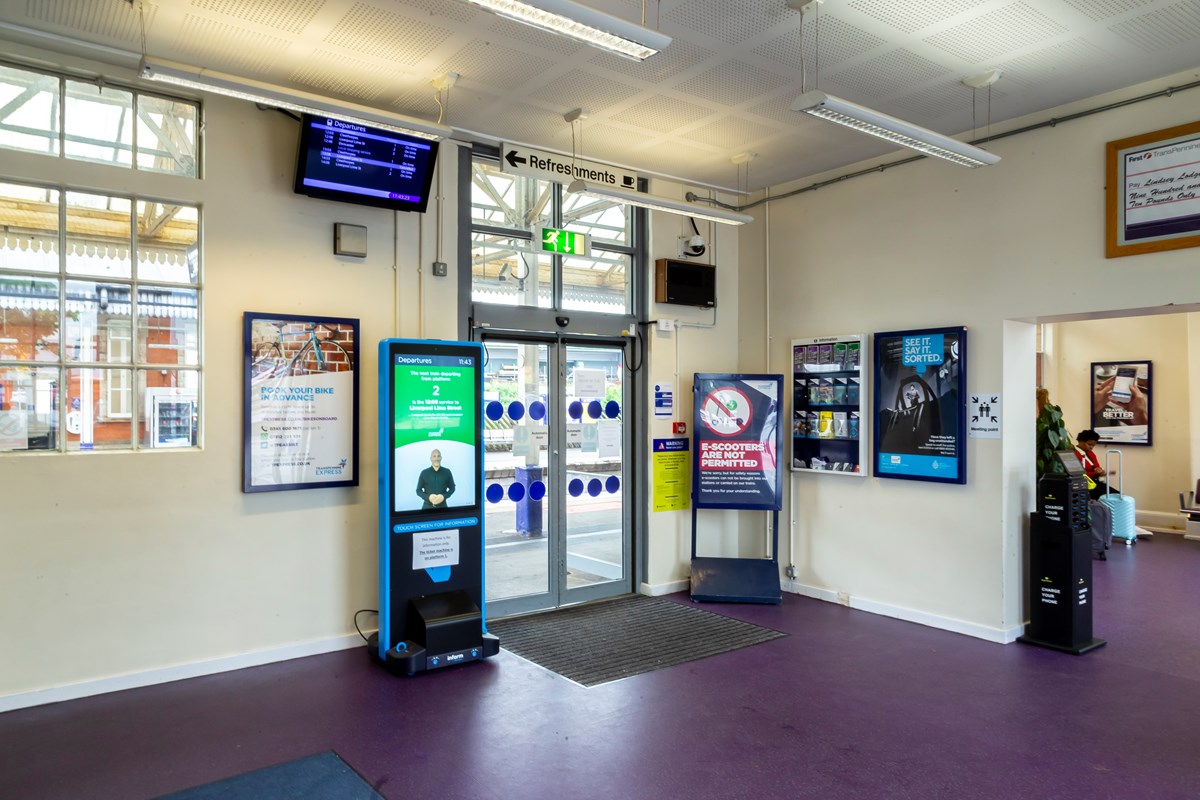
[416, 449, 456, 509]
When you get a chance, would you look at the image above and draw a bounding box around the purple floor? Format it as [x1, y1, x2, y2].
[3, 534, 1199, 800]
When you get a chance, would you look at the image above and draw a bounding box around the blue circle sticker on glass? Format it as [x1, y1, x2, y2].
[529, 400, 546, 421]
[507, 401, 525, 421]
[568, 400, 583, 420]
[605, 400, 620, 419]
[529, 480, 546, 501]
[606, 476, 620, 494]
[507, 482, 526, 502]
[568, 478, 584, 497]
[587, 400, 602, 419]
[486, 400, 504, 421]
[588, 478, 602, 497]
[486, 483, 504, 503]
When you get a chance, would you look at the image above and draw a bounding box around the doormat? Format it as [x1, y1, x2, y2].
[488, 594, 785, 687]
[155, 752, 382, 800]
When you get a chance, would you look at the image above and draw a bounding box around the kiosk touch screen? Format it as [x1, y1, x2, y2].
[376, 339, 496, 674]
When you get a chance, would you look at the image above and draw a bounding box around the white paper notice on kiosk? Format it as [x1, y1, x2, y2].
[412, 529, 461, 570]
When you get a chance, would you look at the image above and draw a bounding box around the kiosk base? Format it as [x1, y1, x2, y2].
[1016, 634, 1106, 655]
[369, 589, 500, 676]
[690, 557, 782, 605]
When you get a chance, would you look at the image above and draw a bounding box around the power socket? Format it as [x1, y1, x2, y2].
[431, 261, 448, 277]
[656, 319, 675, 333]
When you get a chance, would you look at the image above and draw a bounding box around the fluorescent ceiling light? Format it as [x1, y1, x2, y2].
[139, 57, 452, 141]
[463, 0, 671, 61]
[791, 90, 1000, 168]
[567, 180, 752, 226]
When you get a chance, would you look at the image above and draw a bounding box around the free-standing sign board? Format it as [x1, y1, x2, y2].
[1089, 360, 1152, 445]
[243, 312, 358, 493]
[1106, 120, 1200, 258]
[873, 327, 967, 484]
[375, 338, 498, 675]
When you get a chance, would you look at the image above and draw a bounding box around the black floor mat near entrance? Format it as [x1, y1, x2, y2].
[487, 594, 786, 687]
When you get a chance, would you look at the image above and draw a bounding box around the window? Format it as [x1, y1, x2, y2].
[469, 159, 635, 314]
[0, 66, 202, 453]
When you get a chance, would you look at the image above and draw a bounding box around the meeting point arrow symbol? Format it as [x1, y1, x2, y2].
[505, 150, 527, 168]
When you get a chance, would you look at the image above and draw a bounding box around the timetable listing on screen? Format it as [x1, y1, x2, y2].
[296, 116, 436, 207]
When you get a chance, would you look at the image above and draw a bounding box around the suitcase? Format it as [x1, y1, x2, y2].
[1099, 449, 1137, 545]
[1088, 499, 1112, 559]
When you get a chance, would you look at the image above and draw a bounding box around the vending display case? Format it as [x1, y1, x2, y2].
[791, 335, 867, 476]
[146, 387, 197, 448]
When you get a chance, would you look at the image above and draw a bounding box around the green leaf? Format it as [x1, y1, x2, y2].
[1048, 431, 1059, 447]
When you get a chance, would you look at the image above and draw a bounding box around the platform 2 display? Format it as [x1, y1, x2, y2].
[373, 339, 499, 675]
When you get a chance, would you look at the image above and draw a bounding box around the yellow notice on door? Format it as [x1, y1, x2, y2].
[653, 437, 690, 512]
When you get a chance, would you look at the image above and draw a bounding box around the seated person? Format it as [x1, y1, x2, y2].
[1074, 429, 1112, 499]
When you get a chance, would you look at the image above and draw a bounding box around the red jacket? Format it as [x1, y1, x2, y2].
[1074, 447, 1103, 480]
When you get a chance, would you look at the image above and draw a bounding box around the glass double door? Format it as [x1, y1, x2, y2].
[481, 337, 630, 617]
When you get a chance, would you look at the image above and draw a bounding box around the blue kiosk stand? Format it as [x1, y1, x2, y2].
[369, 339, 499, 675]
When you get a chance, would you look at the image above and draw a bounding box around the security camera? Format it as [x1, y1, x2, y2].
[678, 235, 707, 258]
[555, 315, 570, 328]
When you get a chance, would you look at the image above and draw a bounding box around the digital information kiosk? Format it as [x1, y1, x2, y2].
[371, 339, 499, 675]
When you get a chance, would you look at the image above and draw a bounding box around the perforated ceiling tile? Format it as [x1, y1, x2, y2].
[665, 0, 794, 45]
[633, 139, 724, 168]
[893, 80, 1008, 121]
[746, 92, 812, 126]
[610, 95, 717, 133]
[826, 49, 947, 100]
[486, 101, 580, 149]
[24, 0, 147, 43]
[571, 123, 643, 163]
[674, 60, 791, 106]
[487, 17, 585, 56]
[396, 0, 480, 25]
[534, 70, 642, 113]
[680, 115, 783, 149]
[1110, 1, 1200, 52]
[848, 0, 989, 34]
[289, 51, 404, 101]
[998, 37, 1112, 88]
[189, 0, 322, 36]
[924, 2, 1070, 63]
[754, 15, 886, 72]
[437, 40, 556, 93]
[588, 38, 715, 83]
[388, 87, 442, 119]
[324, 4, 454, 66]
[172, 14, 293, 75]
[1064, 0, 1156, 21]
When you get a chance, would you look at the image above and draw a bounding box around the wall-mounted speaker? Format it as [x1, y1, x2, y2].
[655, 259, 715, 307]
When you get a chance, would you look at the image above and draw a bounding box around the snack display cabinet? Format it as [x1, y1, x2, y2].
[791, 335, 867, 476]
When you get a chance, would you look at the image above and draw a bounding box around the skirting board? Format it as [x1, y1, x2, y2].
[0, 631, 372, 713]
[640, 579, 690, 597]
[782, 581, 1023, 644]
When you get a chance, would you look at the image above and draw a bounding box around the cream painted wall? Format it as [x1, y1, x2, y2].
[751, 67, 1200, 639]
[1045, 314, 1192, 519]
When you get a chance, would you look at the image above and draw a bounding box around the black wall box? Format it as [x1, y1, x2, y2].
[655, 259, 715, 307]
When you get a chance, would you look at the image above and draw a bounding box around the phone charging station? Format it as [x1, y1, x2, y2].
[370, 338, 499, 675]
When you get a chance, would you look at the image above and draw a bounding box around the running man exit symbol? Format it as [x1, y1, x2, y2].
[539, 226, 590, 256]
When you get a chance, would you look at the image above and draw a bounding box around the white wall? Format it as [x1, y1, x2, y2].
[1045, 313, 1194, 525]
[752, 67, 1200, 641]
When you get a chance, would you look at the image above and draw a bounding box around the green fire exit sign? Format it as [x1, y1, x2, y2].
[538, 227, 590, 256]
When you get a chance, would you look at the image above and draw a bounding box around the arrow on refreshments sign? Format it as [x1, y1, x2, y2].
[500, 143, 638, 190]
[538, 226, 589, 256]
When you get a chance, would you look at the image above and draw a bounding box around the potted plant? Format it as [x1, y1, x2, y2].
[1036, 395, 1072, 479]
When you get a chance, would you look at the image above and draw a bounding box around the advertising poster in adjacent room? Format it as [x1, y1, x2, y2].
[1089, 361, 1152, 445]
[692, 374, 782, 510]
[243, 312, 358, 492]
[873, 327, 967, 484]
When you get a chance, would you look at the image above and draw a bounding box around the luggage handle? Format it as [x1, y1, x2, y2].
[1104, 448, 1123, 496]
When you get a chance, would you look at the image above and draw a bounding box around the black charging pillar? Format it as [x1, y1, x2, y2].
[1018, 470, 1105, 655]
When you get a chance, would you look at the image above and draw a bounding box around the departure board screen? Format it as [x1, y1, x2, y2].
[294, 114, 439, 213]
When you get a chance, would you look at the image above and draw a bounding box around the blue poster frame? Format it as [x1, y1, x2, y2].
[872, 326, 967, 485]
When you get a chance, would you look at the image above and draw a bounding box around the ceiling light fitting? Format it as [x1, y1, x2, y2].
[140, 56, 452, 140]
[963, 69, 1002, 89]
[791, 90, 1000, 168]
[462, 0, 671, 61]
[567, 180, 752, 225]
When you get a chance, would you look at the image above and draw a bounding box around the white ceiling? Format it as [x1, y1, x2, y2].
[2, 0, 1199, 191]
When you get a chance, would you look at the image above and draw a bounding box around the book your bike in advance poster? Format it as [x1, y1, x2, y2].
[873, 327, 967, 484]
[692, 374, 782, 510]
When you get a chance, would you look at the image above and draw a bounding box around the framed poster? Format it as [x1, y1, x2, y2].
[243, 312, 359, 493]
[1106, 120, 1200, 258]
[873, 327, 967, 484]
[1089, 361, 1152, 446]
[692, 373, 782, 511]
